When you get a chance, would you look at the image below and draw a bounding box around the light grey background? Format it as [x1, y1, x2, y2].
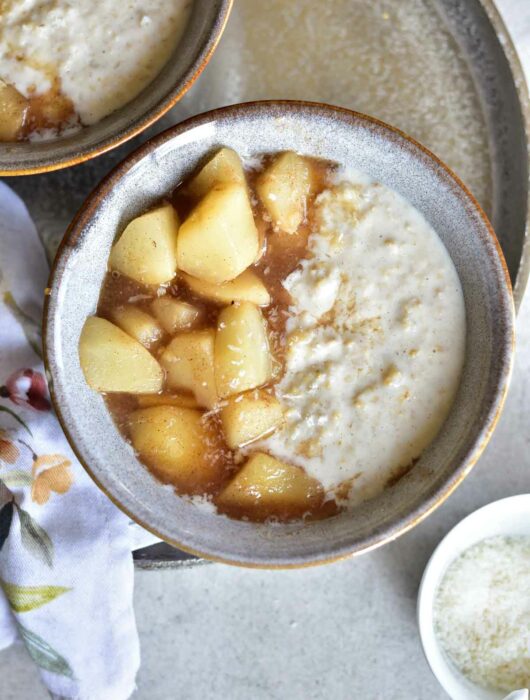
[2, 1, 530, 698]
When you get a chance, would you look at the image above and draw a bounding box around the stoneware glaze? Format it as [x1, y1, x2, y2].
[418, 495, 530, 700]
[0, 0, 232, 176]
[44, 101, 515, 568]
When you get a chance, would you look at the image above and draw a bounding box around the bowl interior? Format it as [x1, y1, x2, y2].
[0, 0, 231, 175]
[45, 102, 514, 567]
[417, 495, 530, 700]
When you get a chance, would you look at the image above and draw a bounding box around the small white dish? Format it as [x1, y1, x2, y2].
[417, 494, 530, 699]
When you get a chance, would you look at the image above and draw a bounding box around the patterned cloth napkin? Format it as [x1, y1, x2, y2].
[0, 182, 140, 700]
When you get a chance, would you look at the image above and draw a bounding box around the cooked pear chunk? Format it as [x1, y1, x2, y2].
[0, 81, 29, 141]
[79, 316, 163, 393]
[177, 183, 259, 284]
[187, 147, 246, 199]
[220, 390, 283, 448]
[216, 452, 324, 519]
[137, 393, 199, 409]
[160, 330, 217, 409]
[215, 302, 272, 398]
[256, 151, 312, 233]
[111, 306, 163, 347]
[181, 269, 270, 306]
[109, 204, 179, 284]
[151, 296, 202, 334]
[129, 406, 222, 493]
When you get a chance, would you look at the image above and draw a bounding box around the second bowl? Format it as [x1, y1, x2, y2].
[0, 0, 232, 176]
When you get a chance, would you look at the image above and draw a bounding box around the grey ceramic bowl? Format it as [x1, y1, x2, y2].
[0, 0, 232, 176]
[44, 101, 515, 568]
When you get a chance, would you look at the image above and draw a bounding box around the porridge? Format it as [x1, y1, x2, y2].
[260, 171, 466, 506]
[78, 147, 466, 522]
[0, 0, 191, 141]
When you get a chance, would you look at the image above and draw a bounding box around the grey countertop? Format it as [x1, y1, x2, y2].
[2, 1, 530, 698]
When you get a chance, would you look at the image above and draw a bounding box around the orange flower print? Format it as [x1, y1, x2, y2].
[31, 455, 73, 505]
[0, 431, 19, 464]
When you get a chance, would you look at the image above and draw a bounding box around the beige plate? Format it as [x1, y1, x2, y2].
[9, 0, 527, 567]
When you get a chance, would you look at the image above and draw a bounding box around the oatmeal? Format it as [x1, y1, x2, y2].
[0, 0, 192, 140]
[260, 171, 466, 505]
[78, 147, 466, 522]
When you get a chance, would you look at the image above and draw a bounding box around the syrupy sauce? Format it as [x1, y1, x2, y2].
[99, 153, 339, 522]
[0, 77, 78, 142]
[23, 79, 78, 139]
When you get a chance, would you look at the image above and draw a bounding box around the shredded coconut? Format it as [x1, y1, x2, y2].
[434, 536, 530, 692]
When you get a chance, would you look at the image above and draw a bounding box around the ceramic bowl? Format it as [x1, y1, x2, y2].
[0, 0, 232, 176]
[44, 101, 515, 568]
[417, 495, 530, 700]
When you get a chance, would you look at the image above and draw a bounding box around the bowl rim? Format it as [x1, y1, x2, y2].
[416, 494, 530, 699]
[43, 100, 516, 568]
[0, 0, 233, 177]
[479, 0, 530, 310]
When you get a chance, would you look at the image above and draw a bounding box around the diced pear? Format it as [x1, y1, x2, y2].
[129, 406, 223, 493]
[79, 316, 163, 393]
[254, 216, 268, 264]
[160, 330, 217, 409]
[215, 302, 272, 398]
[151, 296, 202, 334]
[111, 306, 163, 347]
[187, 147, 246, 199]
[256, 151, 313, 233]
[181, 269, 270, 306]
[220, 390, 283, 448]
[177, 183, 259, 284]
[0, 81, 29, 141]
[137, 393, 199, 409]
[216, 452, 324, 520]
[109, 204, 179, 285]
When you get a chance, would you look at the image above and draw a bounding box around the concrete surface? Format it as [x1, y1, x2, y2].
[1, 1, 530, 698]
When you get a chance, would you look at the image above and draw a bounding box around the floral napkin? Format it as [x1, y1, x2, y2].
[0, 181, 140, 700]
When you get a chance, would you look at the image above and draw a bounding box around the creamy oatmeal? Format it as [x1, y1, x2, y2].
[78, 147, 466, 523]
[0, 0, 191, 140]
[260, 171, 466, 505]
